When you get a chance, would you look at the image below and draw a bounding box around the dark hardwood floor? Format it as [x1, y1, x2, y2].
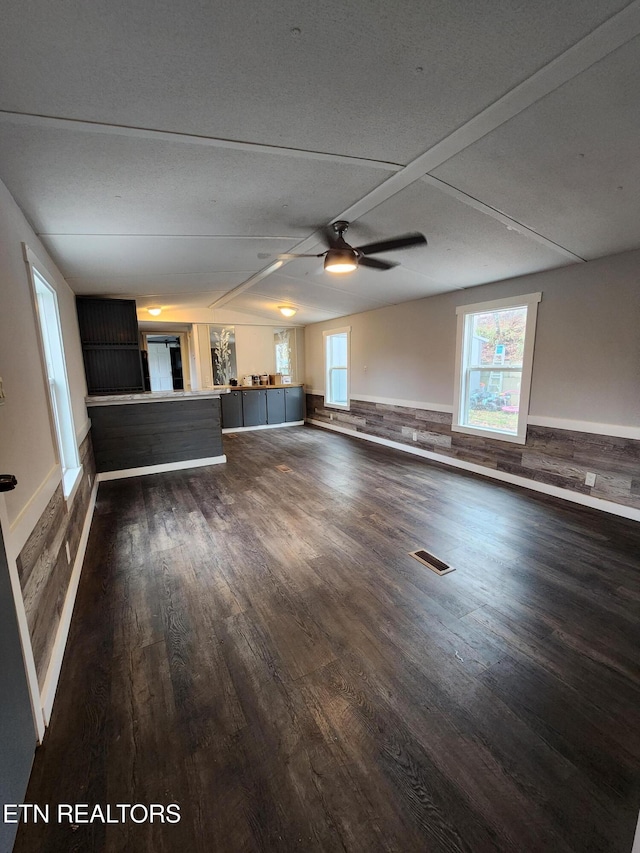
[15, 425, 640, 852]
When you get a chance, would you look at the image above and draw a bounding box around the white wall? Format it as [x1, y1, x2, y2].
[187, 323, 305, 384]
[0, 179, 88, 531]
[235, 325, 277, 378]
[304, 249, 640, 429]
[235, 325, 305, 381]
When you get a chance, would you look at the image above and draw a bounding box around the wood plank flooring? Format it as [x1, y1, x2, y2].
[15, 425, 640, 853]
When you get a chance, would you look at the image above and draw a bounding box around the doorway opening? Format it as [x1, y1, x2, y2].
[143, 335, 187, 392]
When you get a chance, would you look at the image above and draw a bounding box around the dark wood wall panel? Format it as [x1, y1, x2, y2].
[306, 394, 640, 511]
[16, 433, 96, 688]
[90, 398, 223, 473]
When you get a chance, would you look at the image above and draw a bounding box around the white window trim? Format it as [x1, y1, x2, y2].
[452, 292, 542, 445]
[23, 244, 83, 501]
[323, 326, 351, 410]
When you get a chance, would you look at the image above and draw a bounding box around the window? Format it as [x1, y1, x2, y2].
[453, 293, 541, 444]
[323, 327, 350, 408]
[27, 254, 82, 498]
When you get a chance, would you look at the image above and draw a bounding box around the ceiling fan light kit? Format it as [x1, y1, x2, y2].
[324, 247, 358, 273]
[279, 220, 427, 275]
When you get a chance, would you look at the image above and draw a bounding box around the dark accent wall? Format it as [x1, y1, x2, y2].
[306, 394, 640, 512]
[16, 433, 96, 688]
[89, 398, 223, 473]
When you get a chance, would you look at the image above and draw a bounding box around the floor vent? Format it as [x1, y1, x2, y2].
[409, 549, 455, 576]
[276, 464, 293, 473]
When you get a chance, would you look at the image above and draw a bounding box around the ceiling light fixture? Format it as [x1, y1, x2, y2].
[147, 307, 162, 316]
[279, 306, 297, 318]
[323, 247, 358, 274]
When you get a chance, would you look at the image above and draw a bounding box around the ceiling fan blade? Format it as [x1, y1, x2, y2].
[356, 232, 427, 255]
[358, 256, 398, 271]
[276, 253, 324, 259]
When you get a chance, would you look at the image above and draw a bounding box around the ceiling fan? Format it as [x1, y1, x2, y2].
[276, 220, 427, 273]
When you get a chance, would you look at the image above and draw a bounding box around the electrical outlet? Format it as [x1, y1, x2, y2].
[65, 540, 71, 564]
[412, 430, 418, 442]
[330, 413, 334, 420]
[585, 472, 597, 487]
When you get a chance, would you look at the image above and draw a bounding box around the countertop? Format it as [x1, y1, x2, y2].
[86, 389, 228, 407]
[224, 383, 304, 390]
[86, 384, 304, 406]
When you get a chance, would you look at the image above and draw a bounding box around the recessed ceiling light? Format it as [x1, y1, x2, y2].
[147, 307, 162, 316]
[279, 306, 297, 318]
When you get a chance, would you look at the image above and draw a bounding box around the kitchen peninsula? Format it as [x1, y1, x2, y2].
[86, 389, 227, 479]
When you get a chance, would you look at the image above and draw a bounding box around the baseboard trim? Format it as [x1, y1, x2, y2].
[307, 418, 640, 523]
[222, 421, 304, 434]
[41, 478, 98, 725]
[96, 454, 227, 482]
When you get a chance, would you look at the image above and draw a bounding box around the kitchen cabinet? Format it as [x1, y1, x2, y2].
[242, 389, 267, 426]
[284, 386, 304, 422]
[221, 385, 304, 430]
[76, 297, 144, 395]
[221, 389, 243, 428]
[266, 388, 285, 424]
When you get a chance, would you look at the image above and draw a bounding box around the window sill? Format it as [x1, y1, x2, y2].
[451, 423, 526, 445]
[325, 401, 350, 411]
[63, 465, 83, 504]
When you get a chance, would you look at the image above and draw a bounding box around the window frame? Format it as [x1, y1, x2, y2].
[323, 326, 351, 410]
[25, 245, 82, 501]
[452, 292, 542, 445]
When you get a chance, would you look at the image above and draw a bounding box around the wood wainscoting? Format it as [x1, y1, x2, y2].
[16, 433, 96, 689]
[307, 394, 640, 515]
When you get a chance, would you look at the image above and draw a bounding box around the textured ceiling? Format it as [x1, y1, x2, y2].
[1, 0, 639, 325]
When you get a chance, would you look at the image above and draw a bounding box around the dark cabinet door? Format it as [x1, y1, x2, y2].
[76, 297, 140, 344]
[242, 389, 267, 426]
[266, 388, 285, 424]
[284, 386, 304, 422]
[221, 390, 244, 428]
[76, 297, 144, 394]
